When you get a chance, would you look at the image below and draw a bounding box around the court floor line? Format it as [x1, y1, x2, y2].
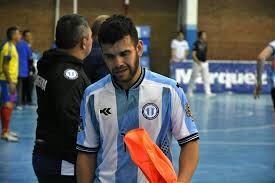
[199, 124, 275, 133]
[200, 141, 275, 146]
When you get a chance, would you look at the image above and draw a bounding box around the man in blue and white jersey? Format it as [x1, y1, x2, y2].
[76, 15, 199, 183]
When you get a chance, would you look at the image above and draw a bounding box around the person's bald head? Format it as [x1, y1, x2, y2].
[91, 15, 110, 41]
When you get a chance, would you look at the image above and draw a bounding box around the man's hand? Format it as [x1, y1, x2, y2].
[193, 59, 202, 66]
[253, 84, 261, 99]
[9, 83, 16, 95]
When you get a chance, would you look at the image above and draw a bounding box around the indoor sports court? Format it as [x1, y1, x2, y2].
[0, 94, 274, 182]
[0, 0, 274, 182]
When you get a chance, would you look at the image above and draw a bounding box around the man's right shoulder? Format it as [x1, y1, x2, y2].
[84, 75, 112, 96]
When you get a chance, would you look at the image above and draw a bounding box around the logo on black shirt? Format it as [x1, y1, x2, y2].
[64, 69, 78, 80]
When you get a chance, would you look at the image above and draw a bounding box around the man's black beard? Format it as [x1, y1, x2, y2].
[112, 53, 140, 83]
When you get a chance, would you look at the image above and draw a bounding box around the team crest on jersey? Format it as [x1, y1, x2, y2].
[64, 69, 78, 80]
[142, 103, 159, 120]
[185, 103, 194, 120]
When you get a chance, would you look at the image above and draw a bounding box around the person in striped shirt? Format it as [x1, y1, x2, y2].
[76, 15, 199, 183]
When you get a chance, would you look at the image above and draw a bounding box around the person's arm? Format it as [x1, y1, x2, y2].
[184, 42, 190, 60]
[192, 50, 201, 65]
[177, 141, 199, 183]
[171, 84, 199, 182]
[171, 48, 177, 62]
[76, 152, 97, 183]
[254, 45, 273, 98]
[192, 42, 201, 65]
[185, 50, 189, 60]
[2, 44, 16, 94]
[3, 59, 12, 83]
[170, 40, 177, 63]
[3, 59, 16, 94]
[76, 89, 100, 182]
[27, 45, 35, 75]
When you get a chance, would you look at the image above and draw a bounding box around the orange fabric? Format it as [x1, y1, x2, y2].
[124, 128, 177, 183]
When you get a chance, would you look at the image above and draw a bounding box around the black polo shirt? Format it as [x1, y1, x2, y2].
[193, 40, 208, 62]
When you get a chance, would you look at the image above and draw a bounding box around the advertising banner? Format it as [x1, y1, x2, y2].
[170, 61, 272, 94]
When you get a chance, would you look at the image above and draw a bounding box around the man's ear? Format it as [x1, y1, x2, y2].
[136, 40, 144, 57]
[81, 37, 87, 50]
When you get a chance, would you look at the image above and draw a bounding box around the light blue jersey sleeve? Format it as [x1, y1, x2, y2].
[170, 85, 199, 145]
[268, 40, 275, 56]
[76, 89, 100, 153]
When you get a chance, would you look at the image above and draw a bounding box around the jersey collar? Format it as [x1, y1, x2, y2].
[112, 67, 146, 90]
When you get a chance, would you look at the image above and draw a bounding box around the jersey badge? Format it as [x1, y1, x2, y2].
[142, 103, 159, 120]
[64, 69, 78, 80]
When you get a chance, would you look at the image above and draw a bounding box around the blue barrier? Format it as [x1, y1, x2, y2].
[170, 60, 272, 94]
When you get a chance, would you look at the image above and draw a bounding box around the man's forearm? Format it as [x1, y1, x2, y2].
[192, 52, 201, 64]
[171, 49, 177, 61]
[3, 62, 12, 83]
[185, 51, 189, 59]
[256, 60, 264, 86]
[178, 140, 199, 183]
[76, 152, 97, 183]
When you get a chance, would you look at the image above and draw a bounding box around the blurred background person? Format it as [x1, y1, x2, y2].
[23, 29, 33, 47]
[170, 30, 189, 63]
[16, 30, 33, 109]
[254, 40, 275, 111]
[23, 30, 36, 106]
[0, 26, 21, 142]
[83, 15, 109, 83]
[187, 31, 215, 97]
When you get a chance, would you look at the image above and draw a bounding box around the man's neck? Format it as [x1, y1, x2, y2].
[117, 66, 142, 90]
[9, 40, 16, 45]
[199, 39, 205, 42]
[61, 48, 84, 61]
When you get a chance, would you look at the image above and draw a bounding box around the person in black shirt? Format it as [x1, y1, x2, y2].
[32, 14, 92, 183]
[187, 31, 215, 96]
[83, 15, 109, 84]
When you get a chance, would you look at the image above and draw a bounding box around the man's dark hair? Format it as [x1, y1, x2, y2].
[23, 29, 31, 37]
[6, 26, 19, 40]
[177, 30, 184, 35]
[55, 14, 90, 49]
[98, 15, 138, 46]
[198, 31, 206, 38]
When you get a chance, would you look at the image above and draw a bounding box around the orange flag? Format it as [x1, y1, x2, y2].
[124, 128, 178, 183]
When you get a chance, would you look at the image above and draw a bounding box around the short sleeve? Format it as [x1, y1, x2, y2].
[171, 85, 199, 146]
[192, 41, 199, 52]
[1, 43, 12, 61]
[76, 91, 100, 153]
[171, 39, 177, 49]
[268, 41, 275, 55]
[184, 41, 190, 50]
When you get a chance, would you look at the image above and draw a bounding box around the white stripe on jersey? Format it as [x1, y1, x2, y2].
[138, 82, 163, 142]
[94, 82, 118, 182]
[142, 79, 191, 140]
